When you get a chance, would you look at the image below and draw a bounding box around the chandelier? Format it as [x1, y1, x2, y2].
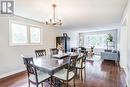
[45, 1, 62, 26]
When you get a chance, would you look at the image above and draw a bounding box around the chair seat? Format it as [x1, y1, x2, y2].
[29, 71, 50, 83]
[53, 69, 75, 81]
[76, 62, 85, 69]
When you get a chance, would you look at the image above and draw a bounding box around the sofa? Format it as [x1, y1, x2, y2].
[101, 50, 119, 63]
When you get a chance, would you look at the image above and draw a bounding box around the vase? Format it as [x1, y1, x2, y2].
[58, 50, 63, 54]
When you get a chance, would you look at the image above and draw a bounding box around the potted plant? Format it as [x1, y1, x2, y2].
[106, 33, 113, 42]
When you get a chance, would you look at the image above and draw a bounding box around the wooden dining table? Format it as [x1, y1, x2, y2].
[33, 52, 83, 75]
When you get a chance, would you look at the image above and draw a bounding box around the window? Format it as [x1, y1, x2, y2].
[30, 27, 41, 43]
[84, 34, 107, 49]
[10, 21, 42, 46]
[11, 23, 27, 44]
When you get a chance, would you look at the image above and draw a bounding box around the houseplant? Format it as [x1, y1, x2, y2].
[106, 33, 113, 42]
[106, 33, 114, 50]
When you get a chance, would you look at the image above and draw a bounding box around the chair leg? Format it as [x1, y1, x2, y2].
[76, 68, 78, 78]
[73, 78, 75, 87]
[63, 82, 65, 87]
[50, 77, 52, 87]
[41, 83, 44, 87]
[28, 80, 30, 87]
[76, 68, 77, 76]
[66, 81, 68, 87]
[81, 69, 83, 81]
[84, 68, 86, 82]
[62, 81, 65, 87]
[36, 84, 38, 87]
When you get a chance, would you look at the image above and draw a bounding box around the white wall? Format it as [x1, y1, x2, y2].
[126, 0, 130, 86]
[0, 15, 59, 78]
[120, 19, 128, 69]
[120, 0, 130, 86]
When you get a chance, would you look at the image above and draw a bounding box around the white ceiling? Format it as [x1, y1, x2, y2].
[15, 0, 128, 29]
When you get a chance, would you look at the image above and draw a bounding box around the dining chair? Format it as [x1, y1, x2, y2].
[50, 48, 58, 56]
[35, 49, 46, 57]
[53, 55, 78, 87]
[75, 52, 87, 81]
[23, 57, 51, 87]
[78, 47, 87, 53]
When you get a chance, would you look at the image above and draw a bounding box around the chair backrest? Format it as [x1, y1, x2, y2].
[77, 52, 87, 68]
[90, 46, 95, 52]
[69, 55, 78, 67]
[23, 57, 37, 76]
[50, 48, 58, 55]
[66, 55, 78, 80]
[83, 51, 87, 61]
[79, 47, 86, 53]
[79, 47, 86, 51]
[35, 49, 46, 57]
[71, 48, 78, 52]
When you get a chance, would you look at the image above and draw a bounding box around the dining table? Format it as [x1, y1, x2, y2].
[33, 52, 83, 75]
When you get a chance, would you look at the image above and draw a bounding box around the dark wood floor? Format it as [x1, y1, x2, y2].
[0, 58, 126, 87]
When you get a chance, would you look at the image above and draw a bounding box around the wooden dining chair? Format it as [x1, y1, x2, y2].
[75, 52, 87, 81]
[23, 57, 50, 87]
[35, 49, 46, 57]
[50, 48, 58, 56]
[53, 55, 78, 87]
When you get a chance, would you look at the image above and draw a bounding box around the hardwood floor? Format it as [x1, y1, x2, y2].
[0, 58, 126, 87]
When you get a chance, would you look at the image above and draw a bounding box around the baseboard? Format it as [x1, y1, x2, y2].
[126, 75, 130, 87]
[123, 67, 129, 87]
[119, 62, 127, 69]
[126, 79, 129, 87]
[0, 69, 26, 79]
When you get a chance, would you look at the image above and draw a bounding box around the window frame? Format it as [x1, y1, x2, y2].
[9, 20, 42, 46]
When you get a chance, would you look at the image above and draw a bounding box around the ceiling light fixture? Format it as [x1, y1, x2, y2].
[45, 0, 62, 26]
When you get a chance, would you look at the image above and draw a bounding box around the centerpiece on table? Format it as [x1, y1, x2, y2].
[57, 43, 64, 54]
